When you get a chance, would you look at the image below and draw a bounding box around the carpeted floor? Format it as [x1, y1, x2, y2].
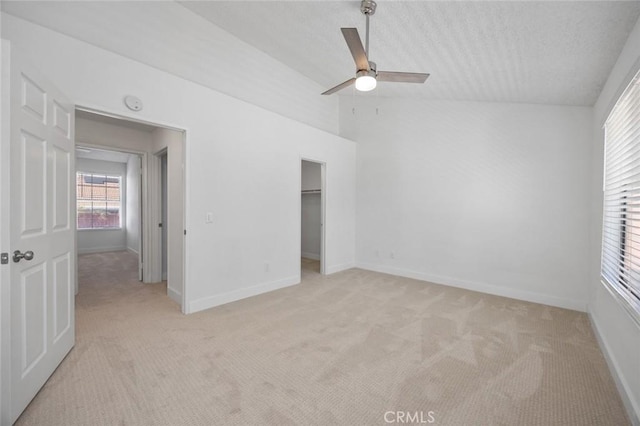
[15, 251, 628, 425]
[301, 257, 320, 274]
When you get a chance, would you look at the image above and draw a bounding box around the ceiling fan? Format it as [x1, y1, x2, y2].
[322, 0, 430, 95]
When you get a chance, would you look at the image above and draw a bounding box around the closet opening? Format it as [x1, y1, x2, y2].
[301, 159, 326, 276]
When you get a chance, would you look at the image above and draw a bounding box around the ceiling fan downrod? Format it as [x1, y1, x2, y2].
[361, 0, 376, 58]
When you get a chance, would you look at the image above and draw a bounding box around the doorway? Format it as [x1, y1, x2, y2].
[74, 108, 186, 310]
[301, 159, 326, 276]
[75, 146, 143, 278]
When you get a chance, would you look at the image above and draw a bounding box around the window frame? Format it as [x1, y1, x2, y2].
[601, 69, 640, 328]
[76, 171, 124, 231]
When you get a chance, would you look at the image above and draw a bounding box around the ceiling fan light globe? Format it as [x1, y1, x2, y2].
[355, 75, 377, 91]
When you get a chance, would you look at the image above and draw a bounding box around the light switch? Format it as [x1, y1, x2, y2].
[205, 212, 213, 223]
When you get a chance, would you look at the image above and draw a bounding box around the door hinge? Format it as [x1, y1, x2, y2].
[1, 253, 8, 265]
[184, 230, 186, 235]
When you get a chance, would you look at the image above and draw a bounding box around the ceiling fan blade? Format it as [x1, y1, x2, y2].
[341, 28, 370, 71]
[322, 78, 356, 95]
[377, 71, 430, 83]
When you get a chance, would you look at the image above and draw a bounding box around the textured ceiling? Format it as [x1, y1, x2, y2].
[181, 1, 640, 105]
[3, 1, 640, 107]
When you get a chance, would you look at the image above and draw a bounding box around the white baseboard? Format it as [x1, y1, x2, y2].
[326, 262, 355, 275]
[167, 287, 181, 306]
[78, 246, 127, 255]
[355, 262, 587, 312]
[188, 275, 299, 314]
[126, 247, 139, 255]
[301, 252, 320, 261]
[589, 311, 640, 426]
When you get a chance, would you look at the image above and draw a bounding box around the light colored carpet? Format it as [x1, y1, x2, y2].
[15, 251, 628, 425]
[301, 257, 320, 274]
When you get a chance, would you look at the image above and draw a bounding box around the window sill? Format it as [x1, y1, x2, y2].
[77, 228, 123, 232]
[600, 277, 640, 330]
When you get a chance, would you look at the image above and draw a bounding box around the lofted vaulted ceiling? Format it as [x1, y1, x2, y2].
[3, 1, 640, 106]
[180, 1, 640, 105]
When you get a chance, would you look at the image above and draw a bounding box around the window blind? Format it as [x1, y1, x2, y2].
[602, 70, 640, 319]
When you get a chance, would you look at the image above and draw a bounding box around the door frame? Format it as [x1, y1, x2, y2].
[300, 157, 326, 275]
[147, 132, 186, 308]
[0, 39, 13, 426]
[74, 140, 148, 289]
[74, 105, 188, 313]
[157, 149, 168, 282]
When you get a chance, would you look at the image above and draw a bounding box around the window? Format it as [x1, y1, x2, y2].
[76, 172, 122, 229]
[602, 70, 640, 322]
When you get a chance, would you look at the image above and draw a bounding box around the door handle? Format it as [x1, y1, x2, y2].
[13, 250, 34, 263]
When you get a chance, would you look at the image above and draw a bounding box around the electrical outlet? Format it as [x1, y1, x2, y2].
[390, 251, 395, 259]
[264, 262, 270, 272]
[205, 212, 213, 223]
[375, 249, 380, 258]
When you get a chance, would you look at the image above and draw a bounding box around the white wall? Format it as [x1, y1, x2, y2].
[0, 1, 338, 135]
[301, 160, 321, 260]
[76, 115, 154, 153]
[589, 16, 640, 425]
[151, 127, 184, 304]
[126, 154, 141, 253]
[341, 97, 592, 311]
[76, 158, 127, 254]
[1, 13, 356, 314]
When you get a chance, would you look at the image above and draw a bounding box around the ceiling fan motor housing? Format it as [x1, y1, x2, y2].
[356, 68, 376, 79]
[365, 61, 377, 74]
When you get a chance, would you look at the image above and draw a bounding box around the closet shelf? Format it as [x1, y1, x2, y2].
[301, 189, 321, 194]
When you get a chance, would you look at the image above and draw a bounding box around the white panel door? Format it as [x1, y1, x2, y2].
[9, 53, 75, 423]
